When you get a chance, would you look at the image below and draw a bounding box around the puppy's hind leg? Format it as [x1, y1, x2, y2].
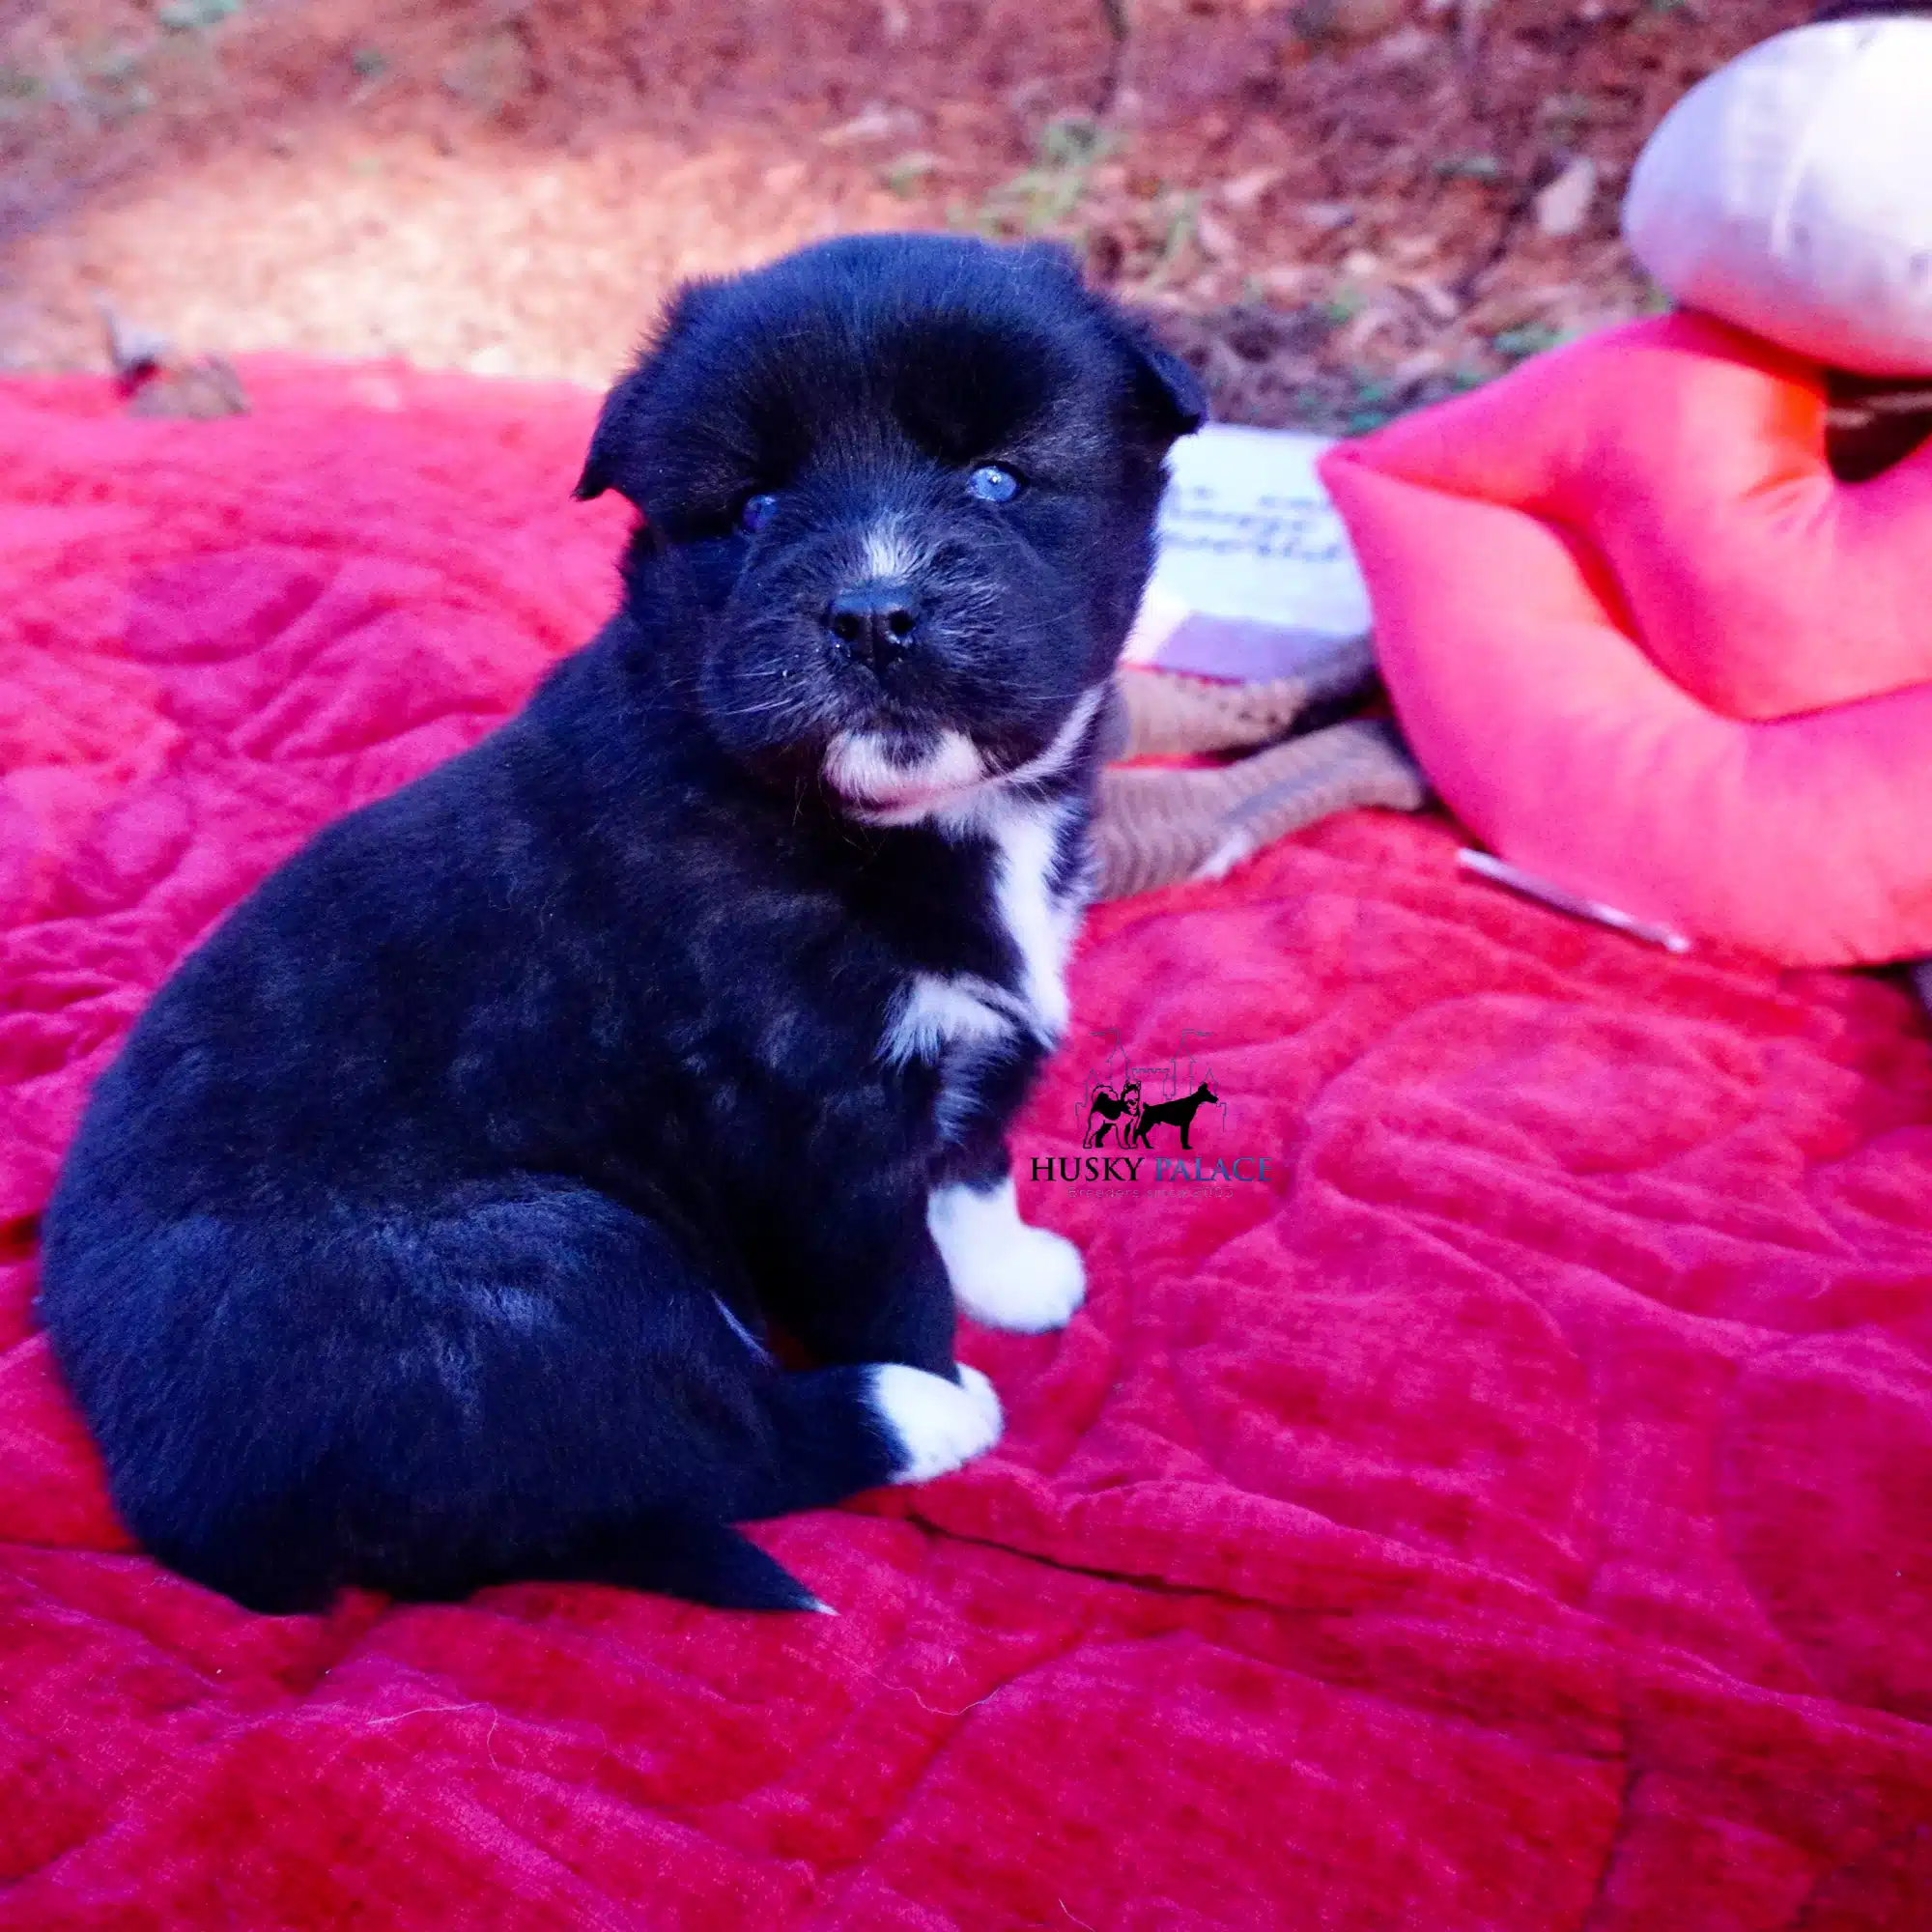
[754, 1358, 1005, 1498]
[516, 1304, 1004, 1613]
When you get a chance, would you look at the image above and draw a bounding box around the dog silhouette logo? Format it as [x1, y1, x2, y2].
[1077, 1032, 1227, 1151]
[1123, 1081, 1219, 1151]
[1033, 1032, 1264, 1189]
[1083, 1079, 1142, 1148]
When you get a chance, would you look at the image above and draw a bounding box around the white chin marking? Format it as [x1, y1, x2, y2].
[827, 680, 1109, 831]
[824, 729, 984, 816]
[927, 1179, 1087, 1333]
[870, 1363, 1004, 1483]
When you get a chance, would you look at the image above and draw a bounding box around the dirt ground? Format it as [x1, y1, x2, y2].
[0, 0, 1813, 429]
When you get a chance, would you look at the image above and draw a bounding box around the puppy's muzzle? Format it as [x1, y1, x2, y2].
[825, 578, 921, 676]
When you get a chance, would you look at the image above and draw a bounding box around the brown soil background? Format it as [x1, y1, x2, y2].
[0, 0, 1810, 428]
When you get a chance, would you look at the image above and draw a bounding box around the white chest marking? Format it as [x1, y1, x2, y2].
[879, 798, 1084, 1140]
[983, 797, 1076, 1040]
[872, 682, 1107, 1133]
[884, 973, 1015, 1066]
[881, 971, 1022, 1144]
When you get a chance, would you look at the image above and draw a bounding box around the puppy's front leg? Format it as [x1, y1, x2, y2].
[927, 1140, 1086, 1334]
[771, 1180, 961, 1379]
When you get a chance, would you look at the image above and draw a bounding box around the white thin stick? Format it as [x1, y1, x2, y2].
[1458, 849, 1693, 954]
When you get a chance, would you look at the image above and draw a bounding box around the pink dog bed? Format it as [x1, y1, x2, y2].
[1321, 312, 1932, 967]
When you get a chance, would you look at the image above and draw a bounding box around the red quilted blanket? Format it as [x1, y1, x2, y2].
[4, 367, 1932, 1931]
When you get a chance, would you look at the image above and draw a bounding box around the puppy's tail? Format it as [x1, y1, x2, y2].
[619, 1517, 832, 1613]
[548, 1360, 1004, 1612]
[664, 1357, 1006, 1611]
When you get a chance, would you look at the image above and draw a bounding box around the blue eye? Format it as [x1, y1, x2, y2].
[739, 493, 779, 534]
[967, 464, 1022, 504]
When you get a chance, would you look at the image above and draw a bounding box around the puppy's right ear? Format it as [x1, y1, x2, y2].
[573, 279, 719, 505]
[573, 370, 645, 504]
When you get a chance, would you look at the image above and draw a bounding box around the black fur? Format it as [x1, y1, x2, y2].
[37, 234, 1202, 1614]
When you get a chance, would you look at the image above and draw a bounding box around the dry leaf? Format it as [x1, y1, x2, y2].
[820, 103, 921, 147]
[1534, 156, 1598, 240]
[1219, 167, 1283, 213]
[126, 356, 249, 420]
[1193, 208, 1237, 264]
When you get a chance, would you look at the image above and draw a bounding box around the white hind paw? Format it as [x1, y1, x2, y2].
[928, 1179, 1086, 1333]
[871, 1363, 1004, 1484]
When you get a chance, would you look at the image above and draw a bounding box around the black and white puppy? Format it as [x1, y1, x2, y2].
[38, 234, 1204, 1613]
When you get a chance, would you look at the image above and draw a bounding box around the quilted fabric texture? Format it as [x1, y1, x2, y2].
[5, 367, 1932, 1930]
[1320, 312, 1932, 968]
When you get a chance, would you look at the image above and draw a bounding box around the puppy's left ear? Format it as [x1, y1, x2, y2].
[1100, 303, 1208, 444]
[1129, 337, 1208, 443]
[1028, 243, 1208, 442]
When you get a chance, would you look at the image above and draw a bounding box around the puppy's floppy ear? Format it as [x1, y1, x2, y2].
[574, 278, 720, 504]
[1111, 312, 1208, 443]
[574, 369, 646, 504]
[1076, 279, 1208, 444]
[1128, 336, 1208, 442]
[1012, 242, 1208, 443]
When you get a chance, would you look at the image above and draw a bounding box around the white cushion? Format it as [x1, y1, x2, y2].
[1623, 19, 1932, 376]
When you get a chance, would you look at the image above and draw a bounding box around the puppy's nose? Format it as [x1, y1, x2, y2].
[825, 582, 920, 671]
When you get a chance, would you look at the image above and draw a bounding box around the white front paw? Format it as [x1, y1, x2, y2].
[927, 1179, 1087, 1333]
[955, 1221, 1087, 1332]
